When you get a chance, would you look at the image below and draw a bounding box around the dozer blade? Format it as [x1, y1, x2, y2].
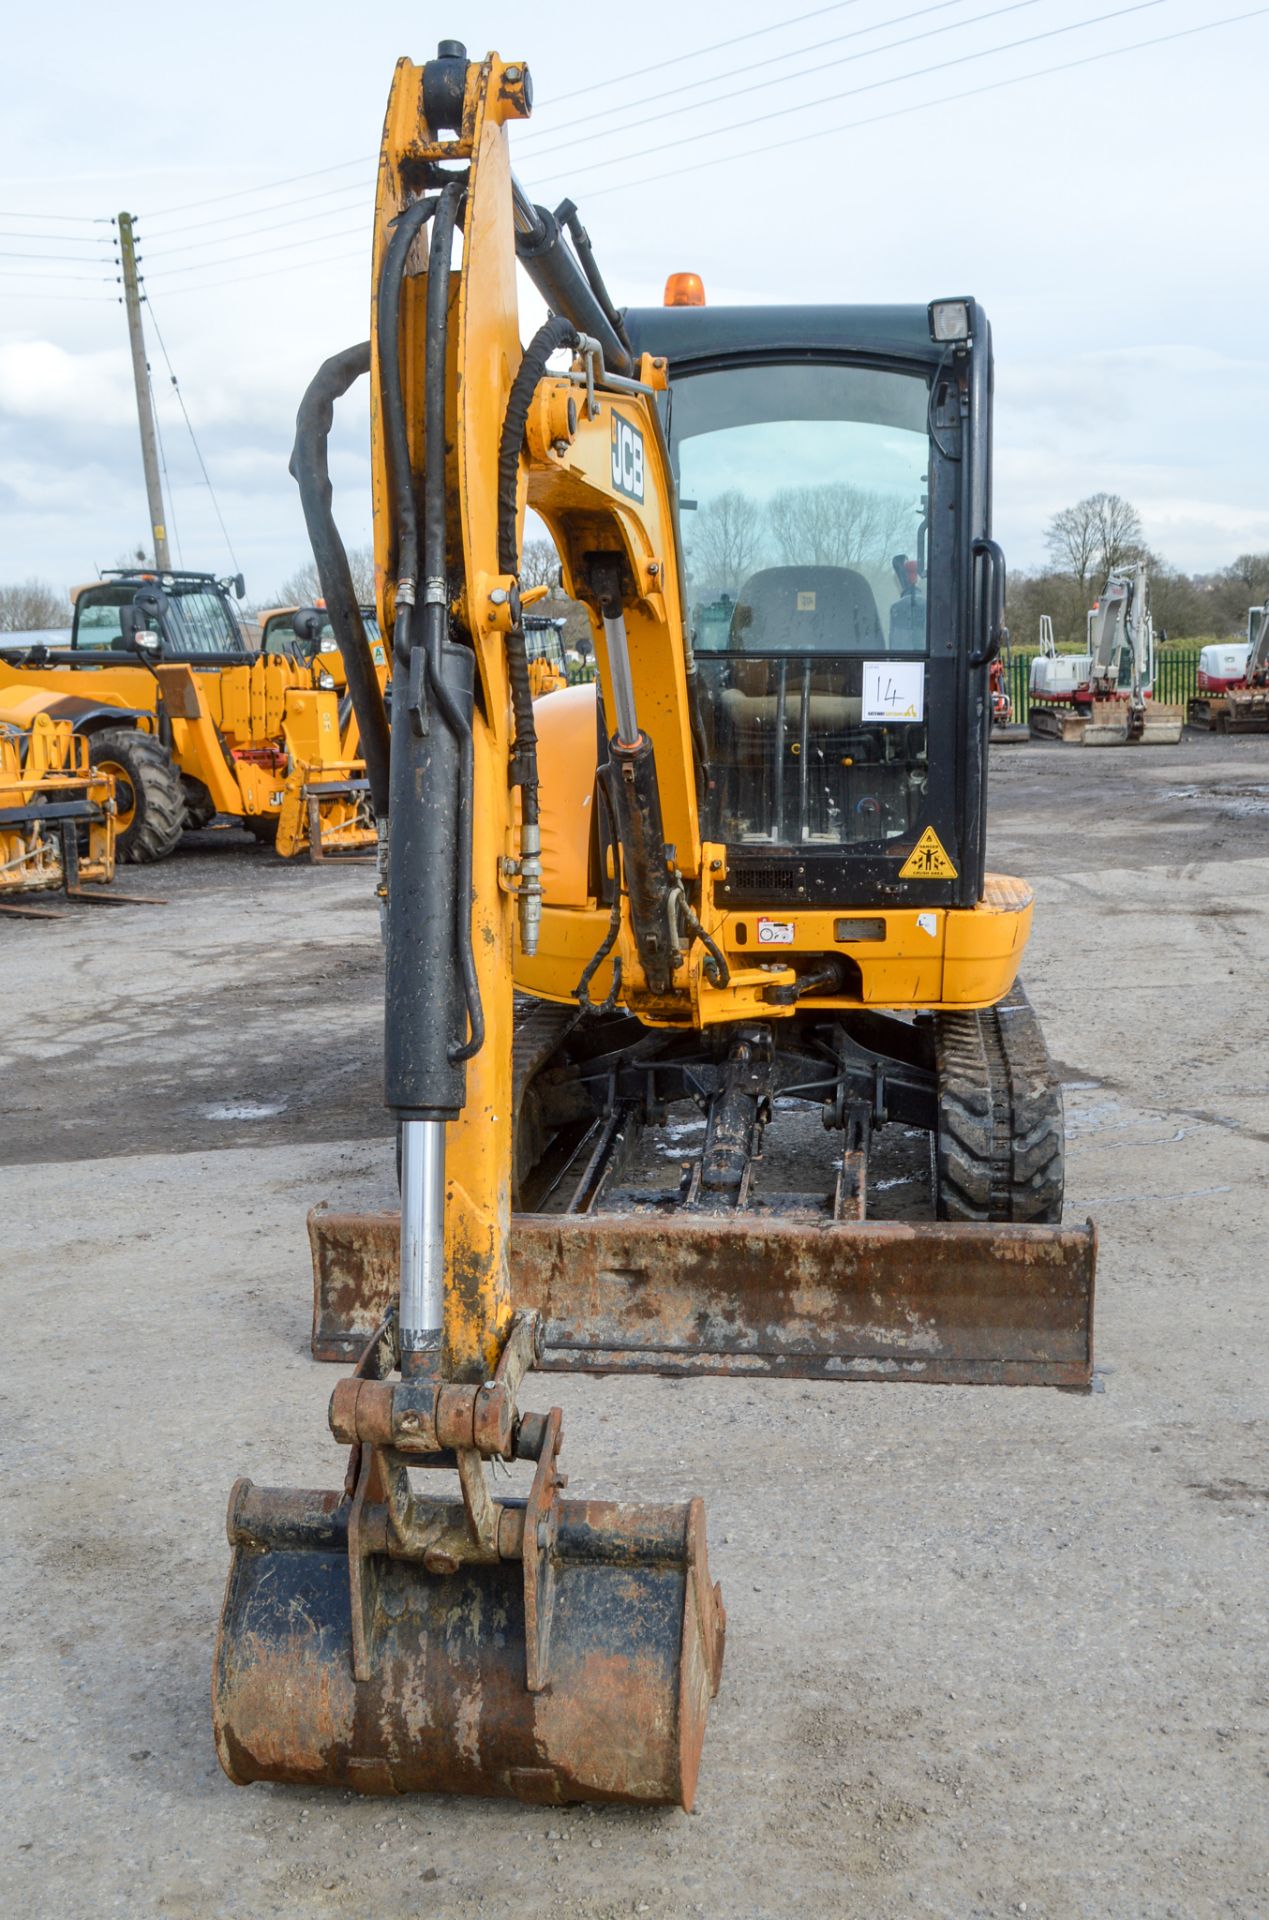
[213, 1479, 724, 1807]
[310, 1210, 1096, 1390]
[1083, 699, 1184, 746]
[1137, 702, 1185, 745]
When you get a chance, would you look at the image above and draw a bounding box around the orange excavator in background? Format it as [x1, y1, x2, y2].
[212, 42, 1095, 1812]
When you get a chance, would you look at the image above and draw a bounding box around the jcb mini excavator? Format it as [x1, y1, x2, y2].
[213, 43, 1095, 1810]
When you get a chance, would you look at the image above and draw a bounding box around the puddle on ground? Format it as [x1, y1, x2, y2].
[200, 1101, 286, 1122]
[1162, 784, 1269, 817]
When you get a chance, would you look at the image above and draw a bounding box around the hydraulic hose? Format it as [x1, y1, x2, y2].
[553, 200, 632, 360]
[496, 314, 579, 853]
[289, 342, 391, 819]
[422, 183, 484, 1064]
[575, 771, 624, 1015]
[375, 194, 438, 670]
[496, 313, 580, 574]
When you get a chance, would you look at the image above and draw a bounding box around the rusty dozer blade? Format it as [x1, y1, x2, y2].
[310, 1210, 1097, 1390]
[213, 1314, 725, 1807]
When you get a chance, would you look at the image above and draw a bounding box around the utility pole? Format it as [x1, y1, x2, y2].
[116, 211, 170, 571]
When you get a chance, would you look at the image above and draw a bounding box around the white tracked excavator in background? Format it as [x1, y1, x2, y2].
[1189, 604, 1269, 732]
[1029, 564, 1182, 745]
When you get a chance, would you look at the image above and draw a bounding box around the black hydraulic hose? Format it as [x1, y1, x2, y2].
[496, 313, 579, 838]
[679, 898, 731, 990]
[420, 182, 484, 1064]
[575, 771, 624, 1015]
[553, 200, 632, 358]
[507, 623, 539, 829]
[289, 342, 391, 819]
[496, 313, 580, 574]
[375, 194, 438, 669]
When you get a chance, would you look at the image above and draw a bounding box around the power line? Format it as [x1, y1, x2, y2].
[0, 265, 115, 283]
[0, 208, 106, 224]
[136, 2, 881, 224]
[148, 360, 184, 569]
[1, 287, 117, 302]
[532, 0, 881, 103]
[147, 154, 373, 220]
[523, 0, 1045, 162]
[143, 222, 365, 280]
[141, 177, 369, 241]
[142, 294, 241, 577]
[531, 0, 1171, 182]
[154, 246, 369, 298]
[138, 196, 371, 263]
[515, 0, 974, 146]
[570, 3, 1269, 202]
[0, 247, 114, 262]
[0, 232, 113, 246]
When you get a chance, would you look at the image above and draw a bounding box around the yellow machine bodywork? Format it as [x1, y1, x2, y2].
[521, 682, 1031, 1023]
[0, 650, 374, 859]
[0, 710, 116, 896]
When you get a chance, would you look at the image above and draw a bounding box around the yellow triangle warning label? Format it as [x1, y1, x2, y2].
[899, 827, 958, 880]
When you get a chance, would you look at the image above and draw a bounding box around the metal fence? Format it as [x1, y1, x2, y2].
[1003, 649, 1201, 722]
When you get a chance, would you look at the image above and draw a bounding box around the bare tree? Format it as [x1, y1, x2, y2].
[1091, 493, 1144, 578]
[1043, 501, 1099, 592]
[272, 545, 377, 607]
[687, 490, 765, 597]
[519, 538, 561, 592]
[0, 578, 72, 632]
[1045, 493, 1143, 591]
[767, 484, 911, 571]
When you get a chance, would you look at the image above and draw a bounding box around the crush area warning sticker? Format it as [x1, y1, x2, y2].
[899, 827, 958, 880]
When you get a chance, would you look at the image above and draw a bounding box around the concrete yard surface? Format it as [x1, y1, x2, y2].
[2, 744, 1267, 1920]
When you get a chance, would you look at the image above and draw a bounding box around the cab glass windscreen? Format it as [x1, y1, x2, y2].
[670, 362, 930, 654]
[669, 363, 933, 851]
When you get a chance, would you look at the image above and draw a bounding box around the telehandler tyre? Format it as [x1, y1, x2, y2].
[88, 727, 185, 863]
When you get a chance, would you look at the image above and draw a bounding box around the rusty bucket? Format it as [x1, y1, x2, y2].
[213, 1476, 725, 1807]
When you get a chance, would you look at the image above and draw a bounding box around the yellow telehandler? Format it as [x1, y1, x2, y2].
[0, 710, 118, 916]
[0, 568, 374, 861]
[212, 43, 1095, 1811]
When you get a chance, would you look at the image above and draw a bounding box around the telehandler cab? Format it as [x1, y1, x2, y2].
[213, 42, 1095, 1811]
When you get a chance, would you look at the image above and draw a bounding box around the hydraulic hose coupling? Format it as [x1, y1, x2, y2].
[518, 822, 542, 957]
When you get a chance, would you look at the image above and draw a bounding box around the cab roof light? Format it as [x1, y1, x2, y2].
[928, 297, 975, 344]
[664, 271, 706, 308]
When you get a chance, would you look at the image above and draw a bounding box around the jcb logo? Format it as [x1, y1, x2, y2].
[610, 413, 644, 502]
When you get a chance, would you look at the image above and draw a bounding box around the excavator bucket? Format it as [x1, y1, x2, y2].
[215, 1470, 724, 1805]
[309, 1210, 1097, 1391]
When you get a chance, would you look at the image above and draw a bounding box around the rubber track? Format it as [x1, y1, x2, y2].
[933, 981, 1065, 1224]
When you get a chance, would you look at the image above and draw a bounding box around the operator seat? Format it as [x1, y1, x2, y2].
[729, 565, 884, 655]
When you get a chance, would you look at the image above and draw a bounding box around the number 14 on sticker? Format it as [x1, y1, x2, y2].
[862, 660, 924, 723]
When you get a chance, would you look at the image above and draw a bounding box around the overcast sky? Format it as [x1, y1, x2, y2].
[2, 0, 1266, 602]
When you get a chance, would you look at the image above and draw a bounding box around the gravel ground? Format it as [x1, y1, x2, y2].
[1, 737, 1266, 1920]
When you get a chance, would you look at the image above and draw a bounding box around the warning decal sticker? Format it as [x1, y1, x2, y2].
[899, 827, 958, 880]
